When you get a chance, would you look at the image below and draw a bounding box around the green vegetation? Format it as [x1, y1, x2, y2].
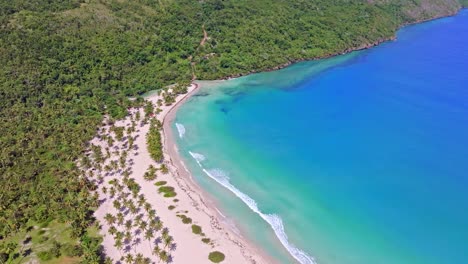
[0, 221, 101, 264]
[168, 205, 176, 210]
[208, 251, 226, 263]
[147, 119, 164, 162]
[93, 120, 174, 264]
[202, 238, 211, 244]
[191, 224, 202, 235]
[0, 0, 463, 262]
[158, 186, 177, 198]
[143, 165, 158, 181]
[160, 164, 169, 174]
[155, 181, 167, 186]
[111, 126, 125, 141]
[176, 214, 192, 224]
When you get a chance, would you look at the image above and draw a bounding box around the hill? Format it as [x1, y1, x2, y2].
[0, 0, 464, 262]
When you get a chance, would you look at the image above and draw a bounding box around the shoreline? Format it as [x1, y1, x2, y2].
[162, 83, 278, 264]
[204, 9, 462, 81]
[157, 11, 465, 262]
[89, 9, 466, 264]
[89, 83, 275, 263]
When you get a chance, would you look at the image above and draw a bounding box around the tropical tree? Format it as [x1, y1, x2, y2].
[160, 164, 169, 174]
[125, 220, 133, 231]
[159, 250, 169, 263]
[163, 235, 173, 249]
[143, 165, 157, 181]
[144, 228, 155, 250]
[109, 226, 118, 236]
[114, 238, 123, 257]
[139, 221, 148, 231]
[104, 213, 116, 225]
[152, 245, 161, 257]
[125, 253, 134, 264]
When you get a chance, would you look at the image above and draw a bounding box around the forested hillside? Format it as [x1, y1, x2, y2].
[0, 0, 463, 262]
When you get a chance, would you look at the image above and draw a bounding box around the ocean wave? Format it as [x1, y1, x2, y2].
[189, 152, 316, 264]
[189, 151, 206, 163]
[175, 123, 186, 138]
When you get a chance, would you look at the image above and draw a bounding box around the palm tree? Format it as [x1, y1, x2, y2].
[151, 219, 163, 232]
[110, 187, 116, 198]
[111, 160, 118, 171]
[107, 136, 114, 147]
[134, 214, 143, 228]
[163, 235, 173, 250]
[144, 202, 151, 213]
[161, 227, 169, 239]
[130, 205, 139, 216]
[143, 165, 157, 181]
[148, 209, 156, 220]
[114, 238, 123, 257]
[135, 253, 144, 264]
[144, 228, 154, 250]
[125, 220, 133, 231]
[117, 212, 124, 226]
[109, 226, 117, 236]
[160, 164, 169, 174]
[137, 197, 146, 208]
[159, 250, 169, 263]
[152, 245, 161, 257]
[119, 155, 126, 169]
[115, 231, 124, 242]
[104, 213, 116, 225]
[124, 231, 132, 246]
[113, 200, 122, 211]
[122, 198, 131, 210]
[124, 253, 134, 264]
[139, 220, 148, 231]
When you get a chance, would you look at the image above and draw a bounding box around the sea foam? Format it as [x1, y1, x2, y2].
[188, 151, 316, 264]
[189, 151, 206, 163]
[175, 123, 186, 138]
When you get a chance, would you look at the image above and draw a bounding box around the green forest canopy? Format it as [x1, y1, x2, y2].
[0, 0, 464, 261]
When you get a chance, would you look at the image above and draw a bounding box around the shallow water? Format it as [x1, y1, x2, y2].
[174, 10, 468, 264]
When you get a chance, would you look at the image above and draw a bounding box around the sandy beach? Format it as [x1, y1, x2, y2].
[86, 83, 274, 263]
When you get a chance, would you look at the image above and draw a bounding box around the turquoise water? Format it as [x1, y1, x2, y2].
[173, 10, 468, 264]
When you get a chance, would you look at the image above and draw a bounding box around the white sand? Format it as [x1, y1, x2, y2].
[87, 84, 274, 263]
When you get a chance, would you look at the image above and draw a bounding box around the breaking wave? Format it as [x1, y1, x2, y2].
[188, 151, 316, 264]
[175, 123, 186, 138]
[188, 151, 206, 163]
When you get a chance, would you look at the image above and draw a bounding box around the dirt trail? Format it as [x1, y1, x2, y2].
[190, 24, 210, 80]
[200, 24, 208, 46]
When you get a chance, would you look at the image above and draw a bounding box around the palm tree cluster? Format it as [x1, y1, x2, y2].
[83, 102, 176, 264]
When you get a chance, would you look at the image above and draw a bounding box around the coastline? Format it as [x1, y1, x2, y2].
[156, 10, 464, 262]
[156, 10, 466, 264]
[89, 82, 275, 264]
[209, 9, 462, 81]
[162, 82, 277, 264]
[88, 9, 466, 264]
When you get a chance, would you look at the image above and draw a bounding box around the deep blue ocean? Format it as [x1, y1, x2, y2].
[174, 10, 468, 264]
